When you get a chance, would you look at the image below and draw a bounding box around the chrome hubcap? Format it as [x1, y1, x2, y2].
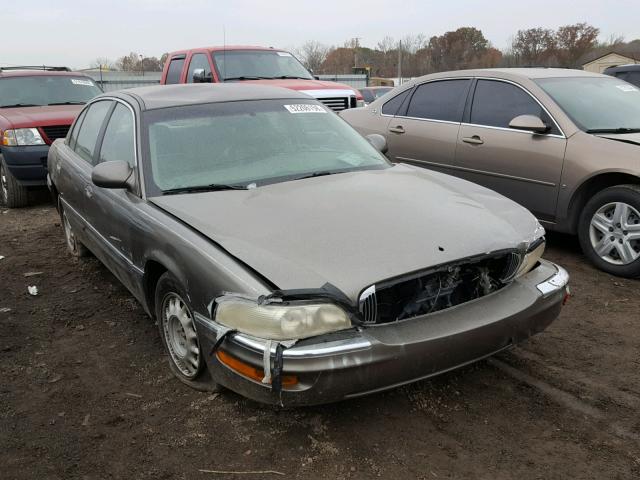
[162, 294, 200, 378]
[589, 202, 640, 265]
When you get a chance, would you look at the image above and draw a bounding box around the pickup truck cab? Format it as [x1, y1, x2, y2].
[0, 66, 102, 207]
[160, 46, 364, 111]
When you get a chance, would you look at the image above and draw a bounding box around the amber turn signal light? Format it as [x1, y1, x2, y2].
[216, 350, 298, 387]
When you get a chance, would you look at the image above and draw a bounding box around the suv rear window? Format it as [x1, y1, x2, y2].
[165, 57, 185, 84]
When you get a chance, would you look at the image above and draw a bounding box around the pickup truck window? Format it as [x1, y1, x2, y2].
[187, 54, 212, 83]
[74, 101, 112, 164]
[212, 50, 313, 82]
[165, 57, 185, 85]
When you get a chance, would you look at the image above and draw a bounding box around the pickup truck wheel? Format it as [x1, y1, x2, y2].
[155, 272, 220, 392]
[0, 158, 29, 208]
[578, 185, 640, 278]
[61, 207, 89, 258]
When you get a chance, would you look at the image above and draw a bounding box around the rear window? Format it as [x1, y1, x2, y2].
[381, 88, 412, 115]
[165, 57, 185, 84]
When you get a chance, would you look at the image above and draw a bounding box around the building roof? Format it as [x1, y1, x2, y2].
[114, 83, 310, 110]
[580, 49, 640, 67]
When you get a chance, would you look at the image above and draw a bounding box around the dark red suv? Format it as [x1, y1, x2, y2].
[0, 66, 102, 207]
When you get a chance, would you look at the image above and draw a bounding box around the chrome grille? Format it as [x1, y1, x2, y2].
[358, 285, 378, 324]
[319, 97, 349, 111]
[41, 125, 71, 143]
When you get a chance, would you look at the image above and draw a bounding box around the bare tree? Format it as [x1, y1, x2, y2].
[296, 41, 331, 73]
[511, 28, 557, 66]
[90, 57, 116, 70]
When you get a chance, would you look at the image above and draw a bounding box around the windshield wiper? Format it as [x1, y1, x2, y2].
[290, 171, 344, 182]
[586, 128, 640, 134]
[222, 76, 272, 81]
[273, 75, 312, 80]
[162, 183, 250, 195]
[0, 103, 40, 108]
[48, 101, 85, 106]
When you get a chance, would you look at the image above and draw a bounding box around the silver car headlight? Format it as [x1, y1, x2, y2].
[215, 297, 352, 340]
[2, 128, 46, 146]
[516, 223, 546, 278]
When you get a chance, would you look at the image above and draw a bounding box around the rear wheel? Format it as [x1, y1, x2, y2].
[0, 158, 29, 208]
[155, 272, 220, 392]
[578, 185, 640, 278]
[61, 206, 89, 258]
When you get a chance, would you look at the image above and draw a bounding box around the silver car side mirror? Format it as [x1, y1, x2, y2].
[192, 68, 209, 83]
[92, 161, 134, 189]
[366, 133, 388, 154]
[509, 115, 550, 134]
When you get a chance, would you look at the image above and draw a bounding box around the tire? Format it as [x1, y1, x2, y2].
[578, 184, 640, 278]
[0, 157, 29, 208]
[60, 205, 89, 258]
[155, 272, 220, 392]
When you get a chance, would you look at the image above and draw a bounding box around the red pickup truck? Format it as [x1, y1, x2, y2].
[161, 46, 364, 111]
[0, 67, 102, 207]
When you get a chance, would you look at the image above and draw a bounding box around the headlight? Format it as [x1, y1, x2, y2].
[516, 237, 546, 278]
[215, 297, 352, 340]
[2, 128, 46, 146]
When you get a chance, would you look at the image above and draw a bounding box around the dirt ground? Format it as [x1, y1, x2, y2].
[1, 201, 639, 480]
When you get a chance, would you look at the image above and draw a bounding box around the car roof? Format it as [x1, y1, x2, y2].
[0, 69, 88, 78]
[168, 45, 286, 56]
[417, 67, 602, 83]
[113, 83, 313, 110]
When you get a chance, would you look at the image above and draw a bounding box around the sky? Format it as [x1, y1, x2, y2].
[3, 0, 640, 68]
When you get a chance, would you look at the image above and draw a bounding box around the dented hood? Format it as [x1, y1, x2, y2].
[150, 164, 540, 301]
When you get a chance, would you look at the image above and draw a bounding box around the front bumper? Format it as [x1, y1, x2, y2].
[1, 145, 50, 186]
[195, 260, 569, 406]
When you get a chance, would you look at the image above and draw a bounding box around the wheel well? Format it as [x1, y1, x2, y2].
[568, 173, 640, 233]
[143, 261, 168, 317]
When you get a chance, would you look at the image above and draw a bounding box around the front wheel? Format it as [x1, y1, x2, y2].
[578, 185, 640, 278]
[61, 206, 89, 258]
[155, 272, 220, 392]
[0, 158, 29, 208]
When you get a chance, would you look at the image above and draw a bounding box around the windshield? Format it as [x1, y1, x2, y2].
[212, 50, 313, 81]
[0, 75, 102, 108]
[536, 76, 640, 132]
[143, 99, 389, 195]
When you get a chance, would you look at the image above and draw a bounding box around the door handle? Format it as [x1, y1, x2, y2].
[389, 125, 405, 134]
[462, 135, 484, 145]
[84, 185, 93, 199]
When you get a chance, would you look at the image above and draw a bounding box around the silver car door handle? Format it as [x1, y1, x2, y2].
[462, 135, 484, 145]
[84, 185, 93, 198]
[388, 125, 405, 134]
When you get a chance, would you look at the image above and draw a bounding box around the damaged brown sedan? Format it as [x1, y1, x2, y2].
[47, 84, 569, 406]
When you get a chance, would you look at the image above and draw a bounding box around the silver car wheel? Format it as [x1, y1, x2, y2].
[162, 293, 201, 378]
[589, 202, 640, 265]
[0, 163, 8, 204]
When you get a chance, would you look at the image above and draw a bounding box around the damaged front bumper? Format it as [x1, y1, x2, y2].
[194, 260, 569, 406]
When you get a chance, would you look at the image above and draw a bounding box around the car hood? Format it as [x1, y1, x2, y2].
[0, 105, 83, 129]
[237, 78, 360, 96]
[595, 132, 640, 146]
[150, 164, 540, 301]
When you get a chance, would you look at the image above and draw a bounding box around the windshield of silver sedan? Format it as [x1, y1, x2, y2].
[536, 76, 640, 132]
[143, 99, 389, 195]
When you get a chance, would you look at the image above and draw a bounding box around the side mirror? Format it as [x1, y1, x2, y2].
[192, 68, 210, 83]
[92, 161, 134, 189]
[509, 115, 550, 134]
[366, 133, 388, 154]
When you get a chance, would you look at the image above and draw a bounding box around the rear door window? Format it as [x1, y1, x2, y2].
[405, 79, 470, 122]
[186, 53, 213, 83]
[470, 80, 546, 129]
[165, 56, 185, 84]
[73, 101, 112, 164]
[98, 103, 136, 167]
[381, 88, 412, 115]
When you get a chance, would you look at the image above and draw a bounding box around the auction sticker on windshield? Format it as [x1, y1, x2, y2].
[284, 104, 327, 113]
[71, 79, 95, 86]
